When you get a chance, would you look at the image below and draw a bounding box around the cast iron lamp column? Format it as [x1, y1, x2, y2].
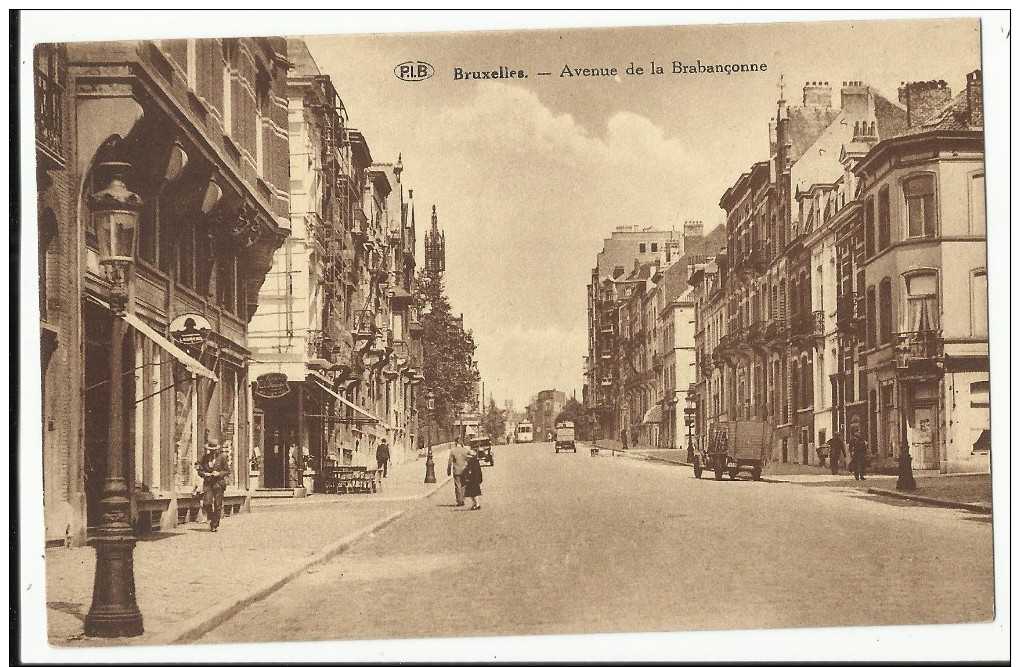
[896, 378, 917, 491]
[83, 162, 144, 637]
[423, 391, 436, 483]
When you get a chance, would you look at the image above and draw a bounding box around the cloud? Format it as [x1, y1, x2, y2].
[402, 82, 708, 407]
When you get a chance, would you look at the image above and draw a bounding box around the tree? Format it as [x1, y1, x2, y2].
[414, 268, 478, 436]
[481, 398, 506, 443]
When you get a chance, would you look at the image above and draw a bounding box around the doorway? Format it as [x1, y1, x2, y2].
[910, 404, 939, 470]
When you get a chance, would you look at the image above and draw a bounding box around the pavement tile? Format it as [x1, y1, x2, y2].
[45, 449, 451, 647]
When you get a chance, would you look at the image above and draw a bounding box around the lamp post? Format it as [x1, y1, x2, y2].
[896, 378, 917, 491]
[84, 161, 144, 638]
[684, 407, 696, 464]
[424, 391, 436, 483]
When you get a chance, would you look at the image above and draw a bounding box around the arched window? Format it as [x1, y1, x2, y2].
[878, 278, 893, 343]
[904, 174, 937, 238]
[969, 173, 986, 235]
[864, 196, 876, 257]
[905, 271, 939, 332]
[877, 185, 891, 250]
[971, 269, 987, 337]
[866, 286, 877, 348]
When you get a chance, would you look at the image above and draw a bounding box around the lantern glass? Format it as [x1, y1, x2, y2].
[108, 209, 138, 261]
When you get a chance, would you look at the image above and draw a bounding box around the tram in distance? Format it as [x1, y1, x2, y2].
[515, 420, 534, 443]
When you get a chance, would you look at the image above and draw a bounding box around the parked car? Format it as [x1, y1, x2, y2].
[554, 421, 577, 453]
[693, 421, 772, 480]
[471, 436, 494, 466]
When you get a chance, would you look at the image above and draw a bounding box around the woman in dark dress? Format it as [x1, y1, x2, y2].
[462, 449, 484, 510]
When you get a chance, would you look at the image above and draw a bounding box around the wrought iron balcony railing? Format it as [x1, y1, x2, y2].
[353, 309, 376, 339]
[893, 330, 944, 367]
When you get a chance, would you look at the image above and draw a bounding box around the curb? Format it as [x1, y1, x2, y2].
[163, 475, 453, 645]
[864, 487, 992, 514]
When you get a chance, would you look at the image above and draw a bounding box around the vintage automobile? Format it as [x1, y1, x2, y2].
[471, 436, 494, 466]
[554, 421, 577, 453]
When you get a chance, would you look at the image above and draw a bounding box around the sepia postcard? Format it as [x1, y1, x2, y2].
[17, 10, 1010, 664]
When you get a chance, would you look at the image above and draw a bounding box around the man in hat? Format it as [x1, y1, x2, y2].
[446, 435, 471, 507]
[375, 438, 391, 478]
[197, 439, 231, 532]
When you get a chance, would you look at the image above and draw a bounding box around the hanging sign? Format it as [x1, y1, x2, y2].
[170, 313, 212, 346]
[255, 372, 290, 399]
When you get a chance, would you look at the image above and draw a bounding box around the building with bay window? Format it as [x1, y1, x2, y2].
[37, 36, 291, 544]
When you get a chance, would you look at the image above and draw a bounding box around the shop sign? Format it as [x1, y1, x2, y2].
[255, 372, 290, 399]
[170, 313, 211, 346]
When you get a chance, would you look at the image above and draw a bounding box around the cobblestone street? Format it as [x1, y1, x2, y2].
[201, 441, 994, 644]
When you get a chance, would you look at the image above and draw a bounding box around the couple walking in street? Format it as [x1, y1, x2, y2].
[827, 426, 869, 480]
[447, 436, 483, 510]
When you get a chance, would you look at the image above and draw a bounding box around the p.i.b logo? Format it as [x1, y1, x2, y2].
[394, 61, 435, 82]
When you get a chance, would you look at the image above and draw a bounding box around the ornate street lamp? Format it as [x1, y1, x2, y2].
[423, 391, 437, 483]
[83, 161, 144, 637]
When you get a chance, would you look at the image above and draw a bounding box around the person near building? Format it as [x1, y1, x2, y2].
[288, 444, 302, 488]
[446, 436, 471, 507]
[197, 440, 231, 532]
[828, 433, 847, 475]
[461, 448, 484, 510]
[848, 426, 869, 481]
[376, 438, 391, 477]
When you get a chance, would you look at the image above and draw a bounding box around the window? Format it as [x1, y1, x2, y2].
[186, 39, 198, 90]
[866, 287, 877, 348]
[904, 174, 937, 238]
[877, 186, 891, 250]
[969, 173, 986, 235]
[639, 243, 646, 253]
[651, 243, 658, 253]
[217, 252, 237, 315]
[905, 272, 938, 332]
[39, 209, 58, 321]
[864, 197, 876, 257]
[222, 40, 235, 138]
[971, 270, 988, 337]
[255, 68, 270, 177]
[878, 278, 893, 343]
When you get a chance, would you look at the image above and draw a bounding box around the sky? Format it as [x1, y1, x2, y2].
[303, 17, 981, 409]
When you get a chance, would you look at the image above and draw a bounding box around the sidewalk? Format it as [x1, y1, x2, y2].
[45, 448, 452, 647]
[627, 447, 992, 514]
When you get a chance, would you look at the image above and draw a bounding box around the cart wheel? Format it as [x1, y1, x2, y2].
[752, 465, 762, 481]
[693, 459, 703, 479]
[728, 469, 738, 480]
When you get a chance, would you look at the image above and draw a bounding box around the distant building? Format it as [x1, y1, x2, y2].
[528, 390, 566, 442]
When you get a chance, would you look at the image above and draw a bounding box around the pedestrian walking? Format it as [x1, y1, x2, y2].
[288, 444, 302, 488]
[848, 425, 868, 481]
[197, 439, 231, 532]
[376, 439, 391, 477]
[447, 436, 471, 506]
[462, 448, 484, 510]
[828, 433, 846, 475]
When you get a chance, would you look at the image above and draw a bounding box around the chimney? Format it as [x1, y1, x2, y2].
[840, 80, 870, 116]
[897, 79, 952, 127]
[803, 81, 833, 107]
[966, 69, 983, 127]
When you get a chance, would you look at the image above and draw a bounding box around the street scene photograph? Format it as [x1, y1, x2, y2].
[17, 10, 1008, 663]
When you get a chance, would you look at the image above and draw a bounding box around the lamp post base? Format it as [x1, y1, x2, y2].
[84, 533, 144, 637]
[896, 451, 917, 491]
[424, 446, 437, 484]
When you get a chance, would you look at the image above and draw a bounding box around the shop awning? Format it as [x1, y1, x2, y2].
[122, 312, 217, 381]
[642, 405, 662, 424]
[307, 373, 395, 430]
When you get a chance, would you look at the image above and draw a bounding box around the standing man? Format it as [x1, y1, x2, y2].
[848, 424, 868, 481]
[447, 436, 471, 507]
[828, 433, 847, 475]
[197, 439, 231, 532]
[376, 438, 391, 478]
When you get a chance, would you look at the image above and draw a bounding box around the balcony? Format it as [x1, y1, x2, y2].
[353, 310, 376, 340]
[764, 317, 789, 347]
[306, 330, 332, 369]
[812, 310, 825, 337]
[600, 375, 614, 387]
[893, 330, 944, 376]
[35, 65, 65, 167]
[748, 241, 769, 270]
[836, 293, 863, 337]
[352, 210, 370, 239]
[408, 305, 424, 333]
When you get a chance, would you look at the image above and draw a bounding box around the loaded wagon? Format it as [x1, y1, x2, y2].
[693, 421, 773, 481]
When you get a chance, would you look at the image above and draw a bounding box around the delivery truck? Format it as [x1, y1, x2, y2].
[693, 421, 773, 481]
